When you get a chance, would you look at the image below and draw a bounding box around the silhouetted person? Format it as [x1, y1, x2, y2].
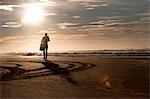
[40, 33, 50, 60]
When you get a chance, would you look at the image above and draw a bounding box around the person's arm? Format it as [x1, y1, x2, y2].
[48, 36, 50, 42]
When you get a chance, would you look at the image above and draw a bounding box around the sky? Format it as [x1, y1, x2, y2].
[0, 0, 149, 52]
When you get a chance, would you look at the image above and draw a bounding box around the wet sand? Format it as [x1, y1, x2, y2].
[0, 54, 149, 98]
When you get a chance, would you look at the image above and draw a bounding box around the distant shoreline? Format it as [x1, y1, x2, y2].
[0, 49, 149, 59]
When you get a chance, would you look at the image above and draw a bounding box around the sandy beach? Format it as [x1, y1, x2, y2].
[0, 54, 149, 98]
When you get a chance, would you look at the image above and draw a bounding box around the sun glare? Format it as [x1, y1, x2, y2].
[22, 5, 44, 25]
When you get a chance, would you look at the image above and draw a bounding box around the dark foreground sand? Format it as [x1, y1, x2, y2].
[0, 54, 149, 98]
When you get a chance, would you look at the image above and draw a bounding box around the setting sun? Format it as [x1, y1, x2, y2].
[22, 5, 44, 25]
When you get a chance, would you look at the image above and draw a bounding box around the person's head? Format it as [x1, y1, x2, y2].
[45, 33, 47, 36]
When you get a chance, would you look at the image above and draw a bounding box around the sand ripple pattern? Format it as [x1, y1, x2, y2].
[0, 61, 96, 81]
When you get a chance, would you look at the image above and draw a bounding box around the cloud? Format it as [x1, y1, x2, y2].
[79, 19, 147, 31]
[140, 17, 150, 22]
[135, 12, 150, 22]
[57, 22, 79, 29]
[80, 2, 90, 7]
[76, 15, 149, 40]
[1, 36, 37, 41]
[100, 4, 108, 7]
[86, 7, 94, 10]
[98, 16, 125, 20]
[1, 22, 22, 28]
[80, 2, 109, 10]
[90, 4, 100, 7]
[43, 13, 57, 16]
[68, 0, 102, 2]
[0, 5, 21, 11]
[0, 0, 55, 5]
[0, 1, 56, 11]
[72, 16, 81, 19]
[136, 12, 150, 16]
[86, 16, 125, 27]
[56, 16, 126, 31]
[52, 33, 88, 41]
[0, 6, 13, 11]
[39, 28, 56, 34]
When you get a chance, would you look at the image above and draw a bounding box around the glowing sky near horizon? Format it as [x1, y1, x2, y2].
[0, 0, 149, 52]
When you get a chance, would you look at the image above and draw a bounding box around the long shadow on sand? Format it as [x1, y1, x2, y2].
[42, 60, 77, 84]
[0, 60, 96, 83]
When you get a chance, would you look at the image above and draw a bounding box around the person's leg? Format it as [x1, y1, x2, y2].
[45, 48, 48, 60]
[43, 49, 46, 59]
